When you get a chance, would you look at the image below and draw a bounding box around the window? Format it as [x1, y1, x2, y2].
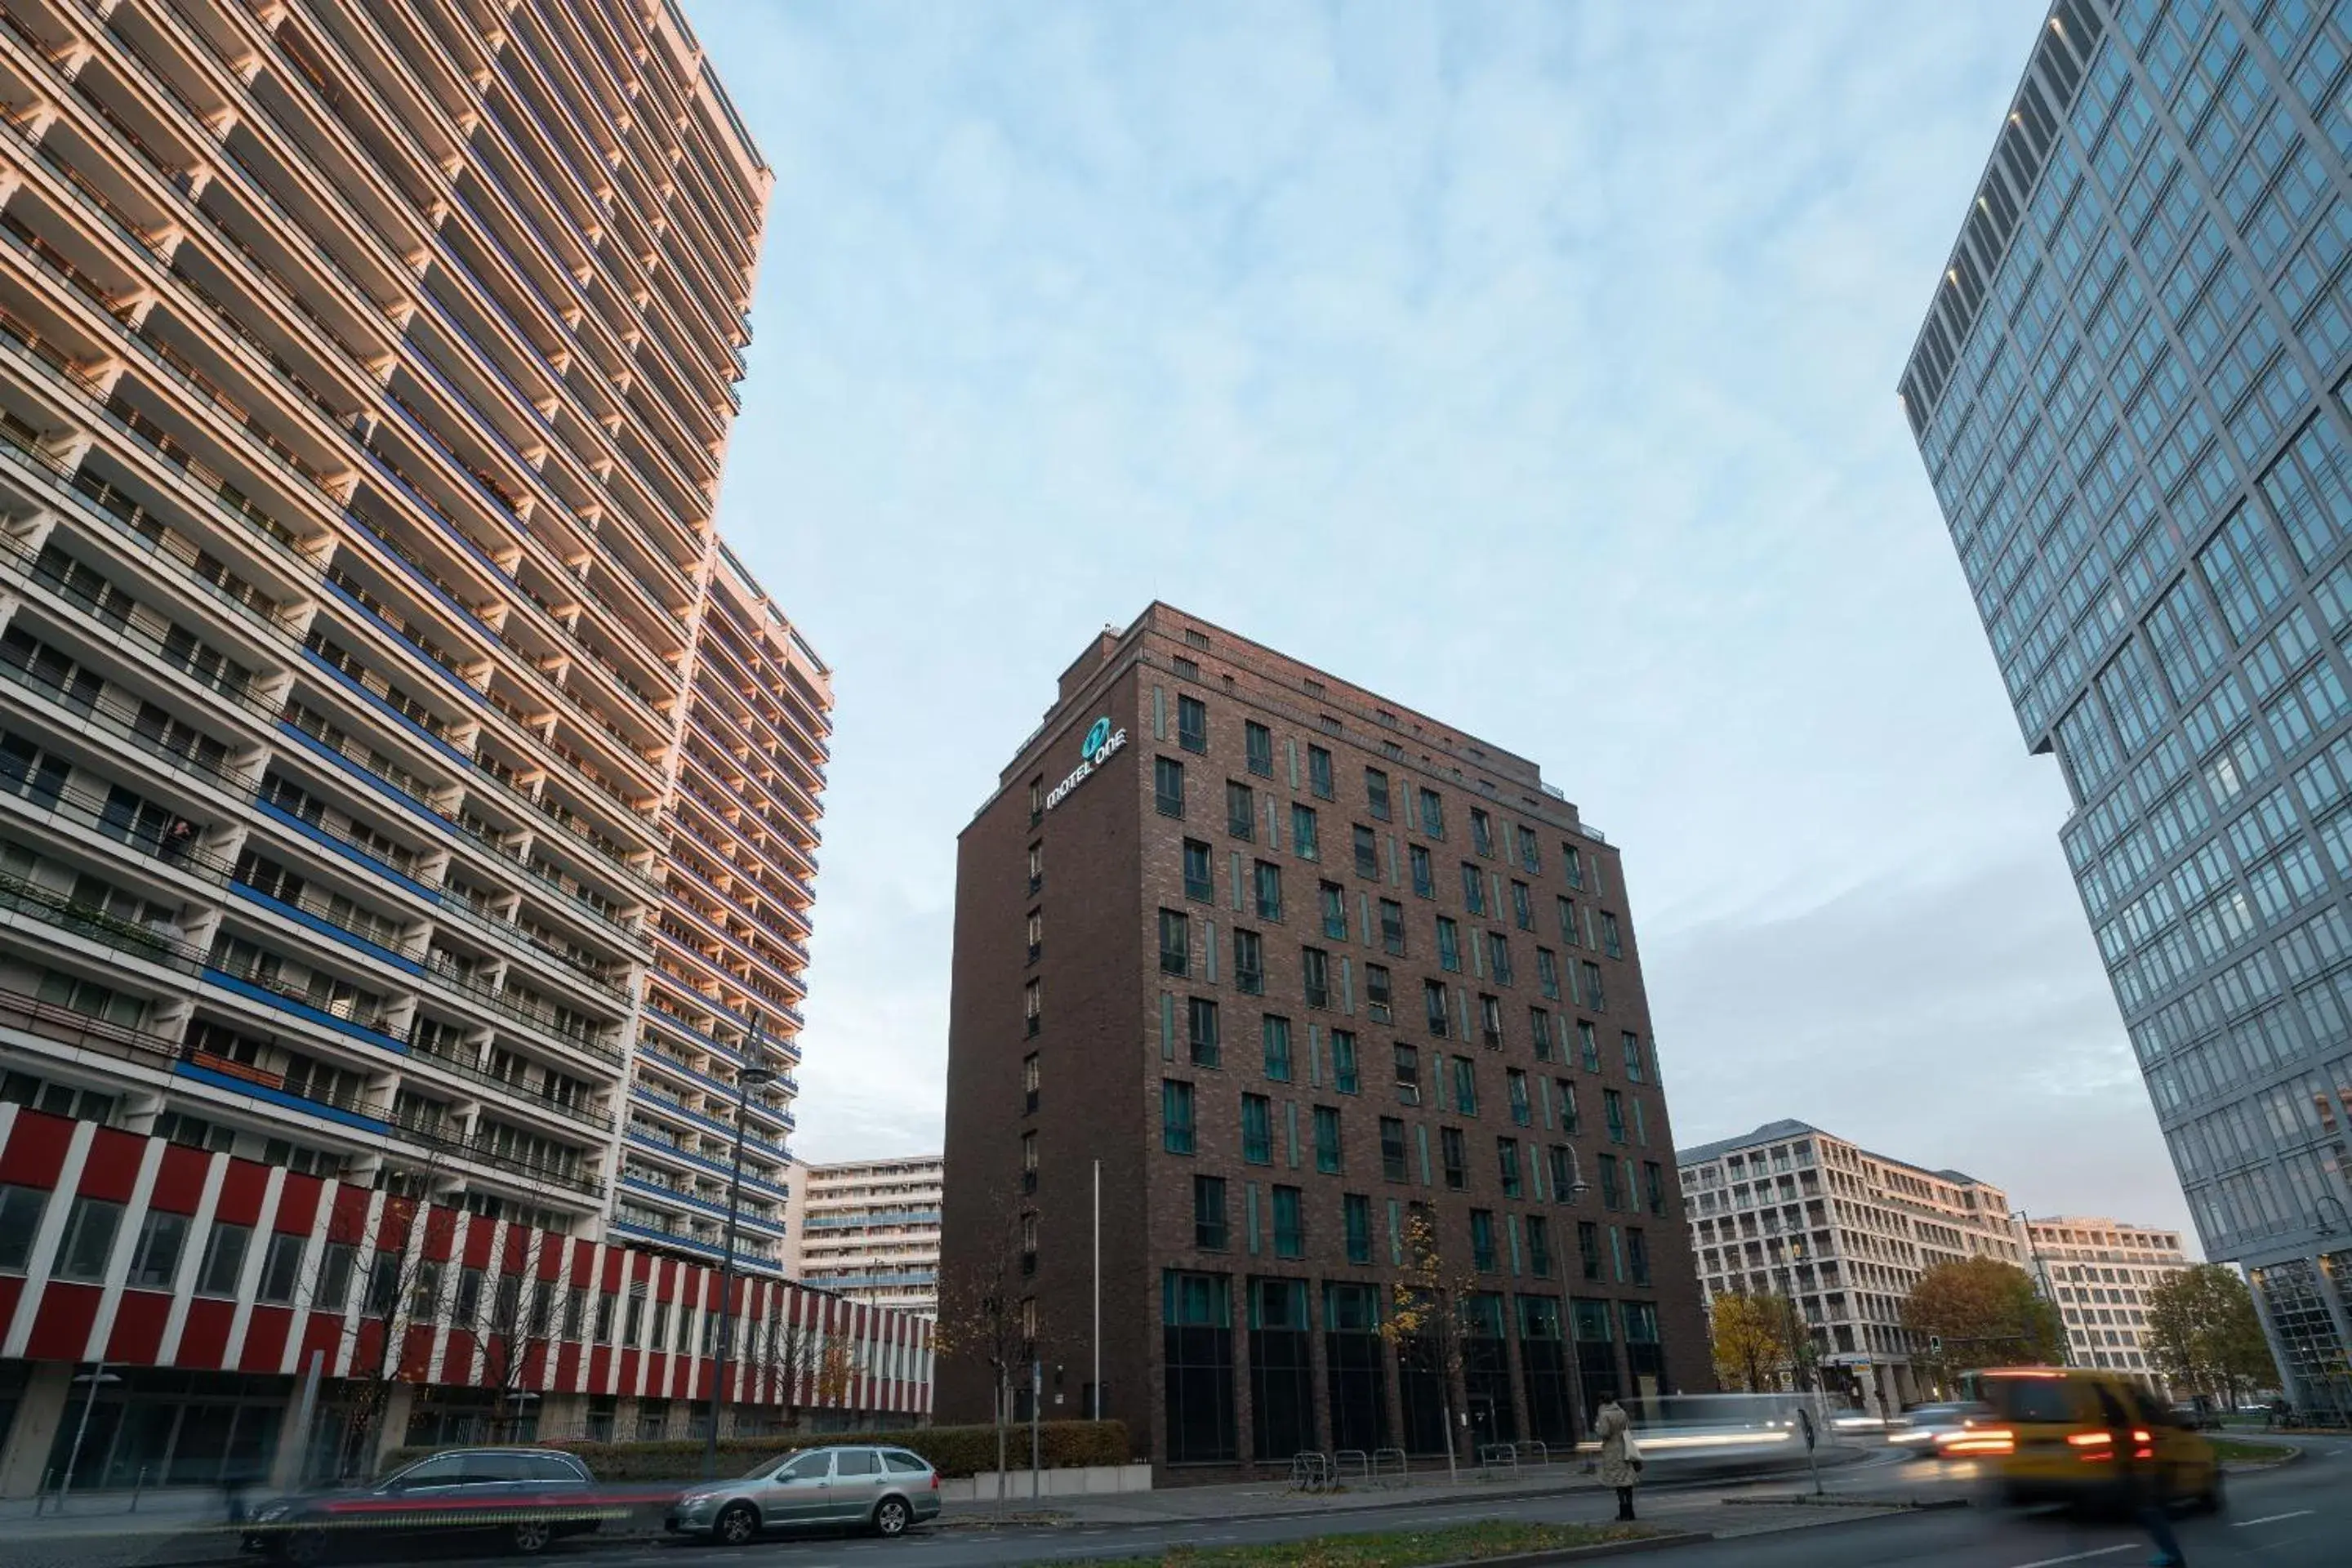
[1301, 949, 1330, 1009]
[1291, 805, 1320, 862]
[1263, 1015, 1294, 1080]
[1352, 824, 1379, 879]
[1437, 916, 1462, 972]
[1579, 1021, 1601, 1073]
[1022, 1130, 1039, 1194]
[1643, 1160, 1668, 1217]
[1499, 1138, 1524, 1198]
[1517, 828, 1542, 875]
[256, 1231, 305, 1303]
[454, 1265, 483, 1324]
[1188, 998, 1221, 1068]
[1272, 1186, 1305, 1258]
[1529, 1007, 1555, 1061]
[1025, 978, 1042, 1036]
[1307, 746, 1334, 800]
[1027, 842, 1043, 894]
[54, 1196, 122, 1282]
[1254, 861, 1283, 921]
[1461, 864, 1488, 915]
[198, 1222, 252, 1297]
[1163, 1080, 1196, 1153]
[1563, 845, 1586, 889]
[1479, 993, 1504, 1049]
[1366, 964, 1393, 1023]
[1394, 1043, 1422, 1104]
[1578, 1221, 1603, 1280]
[1549, 1145, 1582, 1201]
[1604, 1089, 1627, 1144]
[1155, 756, 1186, 817]
[1321, 882, 1348, 940]
[1178, 695, 1208, 754]
[1245, 722, 1275, 777]
[1526, 1215, 1553, 1277]
[129, 1209, 189, 1290]
[1536, 947, 1560, 1000]
[1379, 1117, 1409, 1181]
[1194, 1176, 1227, 1249]
[1598, 1153, 1624, 1209]
[1410, 845, 1434, 898]
[1378, 899, 1405, 956]
[1234, 928, 1265, 994]
[1470, 1209, 1498, 1271]
[317, 1241, 354, 1312]
[1333, 1030, 1360, 1094]
[1242, 1094, 1273, 1164]
[1490, 936, 1514, 987]
[1419, 788, 1444, 837]
[1580, 962, 1606, 1012]
[1343, 1193, 1374, 1263]
[1627, 1227, 1651, 1286]
[1424, 979, 1450, 1036]
[1598, 911, 1623, 960]
[1183, 840, 1214, 901]
[1453, 1056, 1479, 1116]
[1511, 880, 1533, 930]
[1314, 1106, 1343, 1173]
[1024, 1051, 1041, 1112]
[1174, 655, 1201, 681]
[1441, 1127, 1469, 1189]
[1029, 777, 1045, 822]
[1159, 908, 1191, 975]
[1228, 782, 1255, 840]
[0, 1184, 46, 1272]
[1508, 1069, 1532, 1126]
[1027, 909, 1043, 964]
[1558, 898, 1580, 947]
[1472, 808, 1495, 857]
[1623, 1032, 1646, 1082]
[1365, 768, 1392, 820]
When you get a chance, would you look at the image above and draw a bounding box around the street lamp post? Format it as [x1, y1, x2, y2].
[2011, 1209, 2069, 1367]
[1564, 1179, 1592, 1454]
[58, 1362, 119, 1512]
[702, 1015, 777, 1481]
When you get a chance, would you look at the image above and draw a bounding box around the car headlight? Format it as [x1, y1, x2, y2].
[252, 1503, 292, 1524]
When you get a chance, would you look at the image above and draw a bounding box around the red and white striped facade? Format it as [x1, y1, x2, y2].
[0, 1105, 933, 1420]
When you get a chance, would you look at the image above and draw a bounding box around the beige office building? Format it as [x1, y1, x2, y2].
[2014, 1214, 2194, 1392]
[1678, 1120, 2025, 1412]
[785, 1154, 942, 1316]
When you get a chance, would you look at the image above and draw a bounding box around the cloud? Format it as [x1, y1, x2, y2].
[675, 0, 2192, 1238]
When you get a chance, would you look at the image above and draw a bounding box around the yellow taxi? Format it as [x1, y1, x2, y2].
[1962, 1366, 2225, 1514]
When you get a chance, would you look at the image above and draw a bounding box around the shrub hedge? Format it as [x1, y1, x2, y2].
[380, 1419, 1129, 1481]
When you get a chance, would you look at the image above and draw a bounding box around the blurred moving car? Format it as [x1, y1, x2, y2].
[666, 1444, 942, 1544]
[1829, 1410, 1887, 1434]
[1888, 1402, 1992, 1455]
[243, 1447, 609, 1563]
[1967, 1367, 2224, 1513]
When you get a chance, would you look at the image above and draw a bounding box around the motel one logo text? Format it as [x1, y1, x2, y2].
[1045, 716, 1127, 811]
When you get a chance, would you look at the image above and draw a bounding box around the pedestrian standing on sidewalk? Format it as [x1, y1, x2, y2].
[1594, 1393, 1641, 1521]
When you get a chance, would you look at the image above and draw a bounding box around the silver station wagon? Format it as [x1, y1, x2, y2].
[666, 1444, 942, 1543]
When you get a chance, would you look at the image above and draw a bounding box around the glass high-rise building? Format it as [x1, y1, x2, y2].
[1902, 0, 2352, 1417]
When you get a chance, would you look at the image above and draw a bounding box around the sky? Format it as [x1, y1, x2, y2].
[683, 0, 2195, 1244]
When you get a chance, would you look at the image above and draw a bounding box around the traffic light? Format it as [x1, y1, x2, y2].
[1928, 1334, 1944, 1356]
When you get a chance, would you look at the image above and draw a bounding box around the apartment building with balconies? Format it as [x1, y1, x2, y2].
[623, 543, 830, 1275]
[1677, 1120, 2025, 1414]
[0, 0, 863, 1479]
[2013, 1213, 2194, 1391]
[785, 1154, 942, 1316]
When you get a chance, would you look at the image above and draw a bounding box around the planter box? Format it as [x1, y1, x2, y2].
[940, 1462, 1154, 1503]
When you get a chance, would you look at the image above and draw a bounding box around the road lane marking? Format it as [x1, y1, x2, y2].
[2231, 1509, 2316, 1527]
[2004, 1548, 2135, 1568]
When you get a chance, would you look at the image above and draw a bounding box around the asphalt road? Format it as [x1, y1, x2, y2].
[45, 1436, 2348, 1568]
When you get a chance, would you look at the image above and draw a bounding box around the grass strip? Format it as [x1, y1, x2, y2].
[2207, 1437, 2296, 1463]
[1057, 1519, 1664, 1566]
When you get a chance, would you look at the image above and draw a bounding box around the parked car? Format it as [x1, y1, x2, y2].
[243, 1447, 610, 1563]
[1970, 1367, 2223, 1514]
[666, 1444, 942, 1544]
[1888, 1401, 1993, 1456]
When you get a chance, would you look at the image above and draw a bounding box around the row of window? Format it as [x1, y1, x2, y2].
[1166, 851, 1620, 957]
[1183, 1178, 1658, 1284]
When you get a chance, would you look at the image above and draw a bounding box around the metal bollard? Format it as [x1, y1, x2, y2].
[33, 1469, 48, 1517]
[130, 1466, 145, 1513]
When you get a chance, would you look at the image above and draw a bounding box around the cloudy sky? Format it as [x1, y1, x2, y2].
[684, 0, 2191, 1243]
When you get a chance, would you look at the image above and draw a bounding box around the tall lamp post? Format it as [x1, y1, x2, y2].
[702, 1014, 777, 1480]
[2011, 1209, 2069, 1367]
[1563, 1179, 1592, 1452]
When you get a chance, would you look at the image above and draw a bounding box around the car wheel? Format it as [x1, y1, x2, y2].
[276, 1528, 330, 1567]
[715, 1502, 760, 1547]
[871, 1497, 911, 1539]
[511, 1521, 553, 1555]
[2200, 1468, 2226, 1515]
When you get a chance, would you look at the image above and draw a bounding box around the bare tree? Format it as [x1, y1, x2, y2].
[312, 1182, 442, 1478]
[477, 1226, 560, 1441]
[934, 1195, 1034, 1508]
[742, 1288, 822, 1433]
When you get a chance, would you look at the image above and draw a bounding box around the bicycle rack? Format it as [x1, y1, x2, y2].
[1517, 1440, 1549, 1468]
[1370, 1446, 1410, 1488]
[1334, 1448, 1371, 1487]
[1478, 1441, 1519, 1478]
[1288, 1450, 1333, 1492]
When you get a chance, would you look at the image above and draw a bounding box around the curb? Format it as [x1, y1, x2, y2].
[2220, 1443, 2303, 1473]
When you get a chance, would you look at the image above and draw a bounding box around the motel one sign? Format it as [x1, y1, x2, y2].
[1045, 716, 1128, 811]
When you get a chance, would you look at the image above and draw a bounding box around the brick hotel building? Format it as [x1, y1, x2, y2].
[942, 606, 1707, 1476]
[0, 0, 923, 1490]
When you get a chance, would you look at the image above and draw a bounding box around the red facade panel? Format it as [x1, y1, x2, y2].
[241, 1305, 292, 1371]
[24, 1281, 100, 1361]
[150, 1146, 211, 1214]
[176, 1298, 236, 1369]
[74, 1129, 146, 1202]
[0, 1114, 71, 1188]
[210, 1160, 269, 1226]
[103, 1290, 172, 1364]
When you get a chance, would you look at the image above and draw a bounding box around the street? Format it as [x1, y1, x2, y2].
[140, 1435, 2338, 1568]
